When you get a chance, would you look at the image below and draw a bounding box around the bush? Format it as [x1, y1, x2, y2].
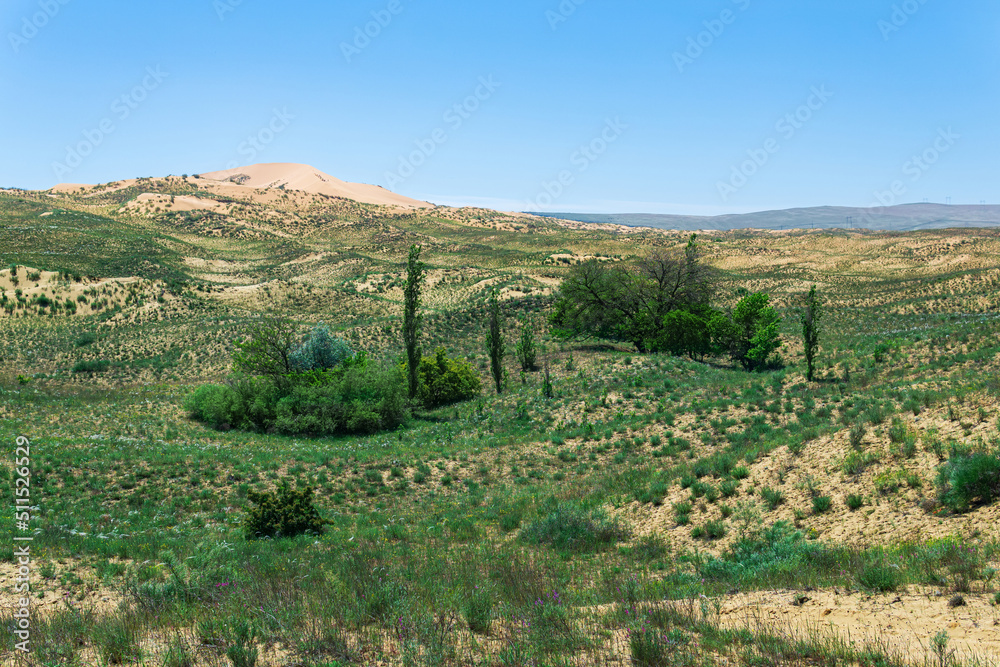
[857, 561, 901, 592]
[760, 487, 784, 510]
[463, 587, 494, 634]
[413, 347, 482, 408]
[274, 364, 408, 435]
[71, 359, 110, 374]
[520, 503, 630, 553]
[289, 323, 352, 371]
[936, 451, 1000, 512]
[846, 494, 864, 511]
[243, 483, 327, 539]
[812, 496, 833, 514]
[184, 385, 243, 430]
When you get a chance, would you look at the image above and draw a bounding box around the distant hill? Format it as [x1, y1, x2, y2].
[530, 204, 1000, 232]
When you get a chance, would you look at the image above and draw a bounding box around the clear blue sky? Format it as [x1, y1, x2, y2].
[1, 0, 997, 215]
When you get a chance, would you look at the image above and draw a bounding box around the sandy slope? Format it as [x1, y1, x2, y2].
[200, 163, 432, 208]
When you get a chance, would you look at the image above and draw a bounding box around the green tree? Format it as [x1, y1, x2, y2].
[800, 285, 822, 382]
[485, 290, 506, 393]
[717, 292, 782, 371]
[515, 315, 538, 371]
[231, 316, 299, 381]
[403, 244, 426, 399]
[550, 236, 718, 352]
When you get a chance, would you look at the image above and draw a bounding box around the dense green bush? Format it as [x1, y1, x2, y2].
[243, 483, 327, 539]
[186, 361, 409, 436]
[184, 385, 243, 430]
[289, 323, 352, 371]
[412, 347, 482, 408]
[274, 364, 408, 435]
[936, 451, 1000, 512]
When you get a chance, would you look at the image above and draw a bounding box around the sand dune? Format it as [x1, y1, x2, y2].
[200, 163, 431, 208]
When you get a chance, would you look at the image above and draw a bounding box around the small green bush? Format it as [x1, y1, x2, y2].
[412, 347, 482, 408]
[857, 561, 901, 592]
[463, 586, 494, 634]
[71, 359, 110, 374]
[760, 487, 784, 510]
[520, 503, 629, 553]
[812, 496, 832, 514]
[243, 483, 327, 539]
[846, 494, 864, 511]
[936, 452, 1000, 512]
[184, 385, 243, 430]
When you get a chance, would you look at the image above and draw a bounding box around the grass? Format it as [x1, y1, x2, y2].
[5, 187, 1000, 663]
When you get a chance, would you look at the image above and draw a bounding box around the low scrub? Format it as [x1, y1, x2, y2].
[936, 451, 1000, 512]
[243, 483, 327, 539]
[519, 503, 630, 553]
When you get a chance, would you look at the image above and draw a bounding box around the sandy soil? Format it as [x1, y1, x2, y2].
[201, 163, 432, 209]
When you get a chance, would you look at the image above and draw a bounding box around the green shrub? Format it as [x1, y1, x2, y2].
[812, 496, 832, 514]
[846, 494, 864, 511]
[760, 487, 784, 510]
[184, 385, 243, 430]
[520, 503, 630, 553]
[463, 586, 494, 634]
[74, 332, 98, 347]
[857, 561, 901, 592]
[289, 323, 352, 371]
[936, 452, 1000, 512]
[243, 483, 327, 539]
[412, 347, 482, 408]
[71, 359, 110, 374]
[274, 364, 408, 435]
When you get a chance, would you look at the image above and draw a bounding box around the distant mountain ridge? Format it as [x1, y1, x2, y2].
[529, 204, 1000, 232]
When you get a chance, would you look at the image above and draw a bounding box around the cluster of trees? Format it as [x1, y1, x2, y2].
[187, 246, 482, 436]
[187, 240, 823, 437]
[550, 236, 823, 374]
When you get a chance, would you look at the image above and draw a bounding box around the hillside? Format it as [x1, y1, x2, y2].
[2, 175, 1000, 666]
[534, 203, 1000, 232]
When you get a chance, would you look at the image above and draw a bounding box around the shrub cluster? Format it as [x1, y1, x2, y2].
[243, 483, 327, 539]
[410, 347, 482, 408]
[936, 451, 1000, 512]
[185, 360, 408, 436]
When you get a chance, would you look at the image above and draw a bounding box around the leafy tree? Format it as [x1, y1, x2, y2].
[515, 315, 538, 371]
[800, 285, 822, 382]
[289, 322, 352, 371]
[485, 290, 506, 393]
[550, 235, 718, 352]
[403, 245, 426, 399]
[231, 317, 299, 380]
[716, 292, 782, 371]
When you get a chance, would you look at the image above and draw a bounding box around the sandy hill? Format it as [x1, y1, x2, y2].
[199, 163, 431, 209]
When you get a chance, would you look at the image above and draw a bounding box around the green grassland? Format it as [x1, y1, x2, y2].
[2, 182, 1000, 665]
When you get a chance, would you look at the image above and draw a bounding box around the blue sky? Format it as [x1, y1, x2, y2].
[1, 0, 996, 215]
